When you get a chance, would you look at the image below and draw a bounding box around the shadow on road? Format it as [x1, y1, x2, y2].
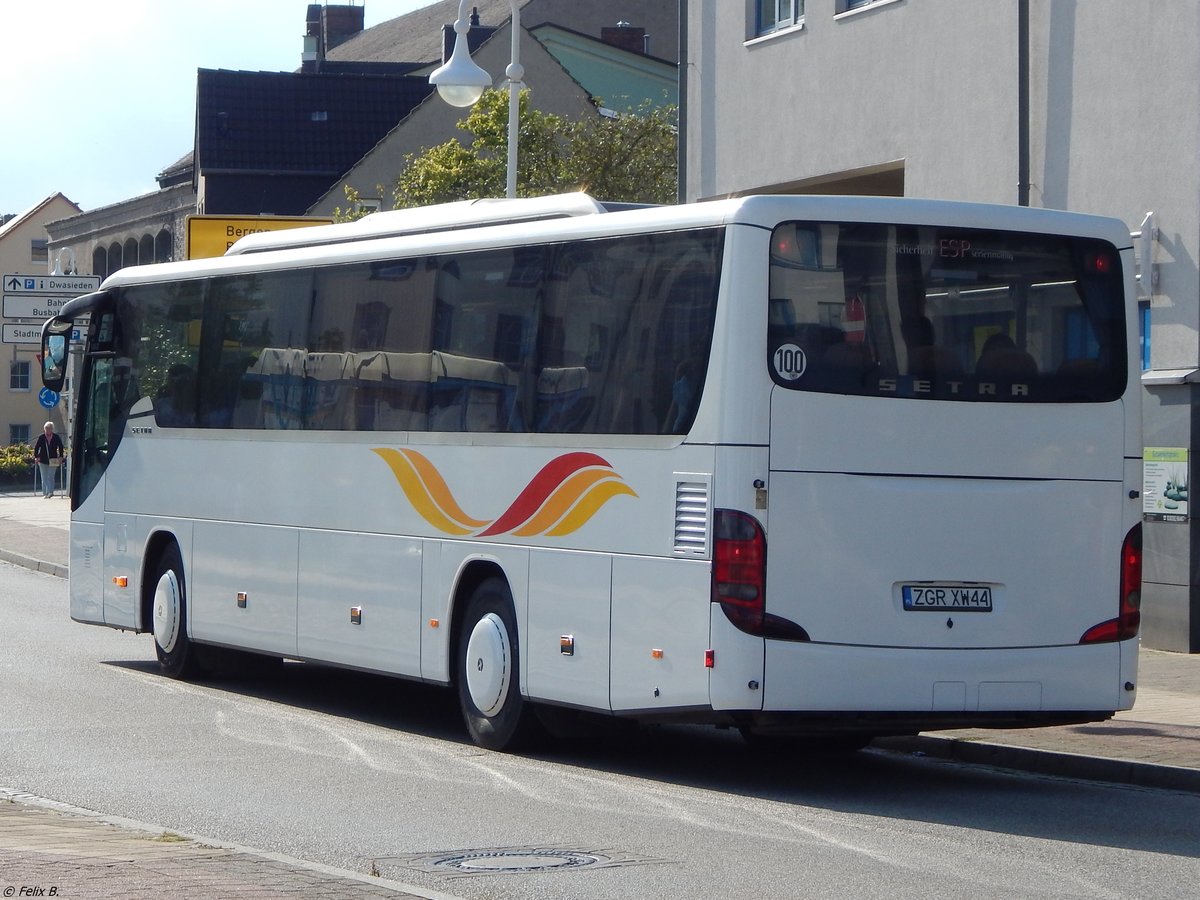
[105, 656, 1200, 860]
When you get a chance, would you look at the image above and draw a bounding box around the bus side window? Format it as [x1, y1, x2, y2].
[535, 365, 592, 432]
[355, 351, 431, 432]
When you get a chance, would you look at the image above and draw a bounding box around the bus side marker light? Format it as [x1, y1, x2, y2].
[350, 607, 363, 625]
[560, 635, 575, 656]
[112, 576, 128, 588]
[651, 648, 664, 659]
[704, 649, 715, 668]
[429, 618, 440, 629]
[237, 592, 248, 609]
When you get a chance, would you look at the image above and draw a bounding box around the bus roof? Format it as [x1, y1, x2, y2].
[88, 194, 1132, 296]
[224, 193, 615, 256]
[226, 193, 1132, 258]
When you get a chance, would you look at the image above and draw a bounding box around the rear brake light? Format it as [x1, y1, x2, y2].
[1086, 251, 1114, 274]
[1080, 524, 1142, 644]
[713, 509, 766, 635]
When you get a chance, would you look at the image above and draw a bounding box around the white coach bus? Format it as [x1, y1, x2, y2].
[41, 193, 1142, 751]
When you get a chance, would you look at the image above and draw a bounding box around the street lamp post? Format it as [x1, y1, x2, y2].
[428, 0, 524, 199]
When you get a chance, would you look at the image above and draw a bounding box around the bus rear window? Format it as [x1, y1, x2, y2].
[767, 221, 1127, 402]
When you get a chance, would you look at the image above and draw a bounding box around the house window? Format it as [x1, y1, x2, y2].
[10, 424, 30, 445]
[837, 0, 892, 12]
[757, 0, 804, 36]
[30, 238, 47, 264]
[10, 361, 30, 391]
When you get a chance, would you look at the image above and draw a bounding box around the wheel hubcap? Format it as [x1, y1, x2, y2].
[152, 570, 181, 653]
[465, 612, 510, 717]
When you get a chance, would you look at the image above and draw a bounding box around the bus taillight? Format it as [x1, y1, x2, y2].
[1080, 524, 1142, 644]
[713, 509, 766, 635]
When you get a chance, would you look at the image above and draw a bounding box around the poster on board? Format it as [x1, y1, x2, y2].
[1143, 447, 1189, 522]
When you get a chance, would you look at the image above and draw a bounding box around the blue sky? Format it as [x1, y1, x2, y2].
[0, 0, 431, 217]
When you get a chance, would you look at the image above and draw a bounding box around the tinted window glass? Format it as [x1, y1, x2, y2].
[767, 222, 1127, 402]
[116, 228, 724, 434]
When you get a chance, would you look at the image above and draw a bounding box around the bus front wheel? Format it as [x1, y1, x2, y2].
[150, 544, 201, 680]
[456, 577, 540, 751]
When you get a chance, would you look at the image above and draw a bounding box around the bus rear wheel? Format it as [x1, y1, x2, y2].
[150, 544, 202, 680]
[456, 577, 541, 751]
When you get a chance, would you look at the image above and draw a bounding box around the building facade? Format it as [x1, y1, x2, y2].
[0, 193, 82, 451]
[684, 0, 1200, 650]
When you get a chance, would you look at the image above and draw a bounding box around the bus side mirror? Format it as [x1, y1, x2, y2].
[41, 321, 71, 392]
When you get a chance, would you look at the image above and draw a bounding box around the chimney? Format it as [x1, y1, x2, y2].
[601, 21, 647, 56]
[441, 8, 497, 63]
[302, 4, 322, 73]
[323, 4, 365, 52]
[302, 3, 365, 72]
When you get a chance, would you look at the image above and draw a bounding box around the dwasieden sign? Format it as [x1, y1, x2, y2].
[3, 274, 102, 322]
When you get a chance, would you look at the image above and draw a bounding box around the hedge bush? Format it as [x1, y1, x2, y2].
[0, 444, 34, 481]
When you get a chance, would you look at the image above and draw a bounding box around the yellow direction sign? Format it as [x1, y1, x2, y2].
[186, 215, 332, 259]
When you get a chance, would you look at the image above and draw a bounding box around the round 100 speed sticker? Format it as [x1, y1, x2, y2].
[773, 343, 807, 380]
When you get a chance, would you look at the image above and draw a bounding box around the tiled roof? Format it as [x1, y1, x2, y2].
[195, 68, 434, 174]
[326, 0, 526, 65]
[326, 0, 678, 65]
[0, 193, 81, 239]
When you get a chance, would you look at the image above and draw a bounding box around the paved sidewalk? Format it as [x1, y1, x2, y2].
[877, 647, 1200, 793]
[0, 491, 68, 577]
[0, 490, 1197, 898]
[0, 790, 446, 900]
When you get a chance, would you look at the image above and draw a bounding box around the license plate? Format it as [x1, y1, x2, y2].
[902, 583, 993, 612]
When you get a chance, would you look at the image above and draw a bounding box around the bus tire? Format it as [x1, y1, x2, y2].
[150, 544, 202, 680]
[456, 577, 540, 751]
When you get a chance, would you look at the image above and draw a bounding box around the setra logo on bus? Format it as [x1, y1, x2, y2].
[878, 377, 1030, 397]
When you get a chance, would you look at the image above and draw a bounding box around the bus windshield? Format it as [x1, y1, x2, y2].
[767, 222, 1127, 402]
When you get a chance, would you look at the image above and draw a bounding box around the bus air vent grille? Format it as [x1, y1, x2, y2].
[674, 476, 711, 556]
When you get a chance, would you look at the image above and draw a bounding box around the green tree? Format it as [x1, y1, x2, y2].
[336, 90, 677, 219]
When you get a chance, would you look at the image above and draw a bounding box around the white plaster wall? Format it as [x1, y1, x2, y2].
[1031, 1, 1200, 367]
[688, 0, 1199, 367]
[689, 0, 1018, 203]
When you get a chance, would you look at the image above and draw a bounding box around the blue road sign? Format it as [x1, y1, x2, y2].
[38, 387, 60, 409]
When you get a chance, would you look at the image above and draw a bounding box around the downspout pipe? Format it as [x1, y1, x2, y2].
[678, 0, 688, 204]
[1018, 0, 1030, 206]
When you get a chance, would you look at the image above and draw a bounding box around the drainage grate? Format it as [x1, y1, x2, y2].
[377, 845, 667, 879]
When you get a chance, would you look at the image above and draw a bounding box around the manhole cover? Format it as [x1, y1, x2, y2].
[438, 849, 603, 873]
[379, 845, 668, 879]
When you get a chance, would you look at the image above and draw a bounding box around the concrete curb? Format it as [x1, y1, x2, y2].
[0, 547, 67, 578]
[876, 735, 1200, 795]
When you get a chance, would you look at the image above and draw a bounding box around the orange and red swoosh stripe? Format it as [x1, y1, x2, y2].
[373, 448, 636, 537]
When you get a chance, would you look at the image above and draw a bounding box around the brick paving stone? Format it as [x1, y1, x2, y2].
[0, 803, 431, 900]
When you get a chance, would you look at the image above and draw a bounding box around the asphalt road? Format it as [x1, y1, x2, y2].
[3, 561, 1199, 900]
